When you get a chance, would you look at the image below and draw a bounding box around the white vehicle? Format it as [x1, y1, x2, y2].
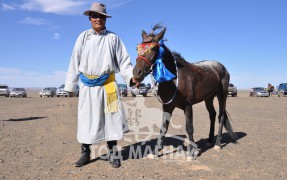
[250, 87, 269, 97]
[0, 84, 10, 97]
[39, 87, 57, 97]
[56, 84, 79, 97]
[131, 83, 148, 97]
[10, 88, 27, 98]
[228, 83, 237, 97]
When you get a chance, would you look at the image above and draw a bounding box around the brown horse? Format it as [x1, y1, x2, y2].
[133, 24, 237, 159]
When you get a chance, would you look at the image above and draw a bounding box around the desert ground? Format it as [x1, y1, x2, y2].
[0, 90, 286, 179]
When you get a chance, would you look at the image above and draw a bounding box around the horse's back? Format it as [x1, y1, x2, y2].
[192, 60, 230, 81]
[191, 60, 230, 100]
[175, 60, 230, 104]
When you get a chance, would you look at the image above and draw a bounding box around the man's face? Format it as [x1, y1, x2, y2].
[89, 12, 107, 32]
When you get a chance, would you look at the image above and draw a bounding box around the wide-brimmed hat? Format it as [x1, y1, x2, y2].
[83, 3, 112, 18]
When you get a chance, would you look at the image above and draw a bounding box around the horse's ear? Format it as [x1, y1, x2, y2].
[141, 30, 148, 41]
[154, 28, 166, 42]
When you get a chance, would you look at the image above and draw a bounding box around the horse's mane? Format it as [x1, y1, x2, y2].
[148, 23, 164, 37]
[172, 51, 183, 59]
[171, 51, 190, 66]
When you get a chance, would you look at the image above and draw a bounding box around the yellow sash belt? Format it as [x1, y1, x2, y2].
[84, 73, 118, 113]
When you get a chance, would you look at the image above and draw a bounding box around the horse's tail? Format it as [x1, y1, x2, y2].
[224, 111, 238, 142]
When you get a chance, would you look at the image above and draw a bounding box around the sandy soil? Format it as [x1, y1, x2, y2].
[0, 90, 286, 179]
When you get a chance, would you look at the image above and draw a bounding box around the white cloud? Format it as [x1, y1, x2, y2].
[20, 0, 88, 15]
[1, 3, 15, 10]
[0, 67, 66, 87]
[20, 16, 48, 25]
[53, 33, 60, 40]
[2, 0, 135, 15]
[107, 1, 133, 9]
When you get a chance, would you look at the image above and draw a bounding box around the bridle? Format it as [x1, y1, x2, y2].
[136, 41, 160, 73]
[136, 39, 179, 105]
[137, 55, 153, 67]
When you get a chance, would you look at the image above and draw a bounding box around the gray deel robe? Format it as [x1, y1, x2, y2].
[64, 29, 133, 144]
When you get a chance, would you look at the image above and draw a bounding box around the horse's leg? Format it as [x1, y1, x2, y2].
[214, 111, 224, 150]
[205, 96, 216, 146]
[214, 84, 228, 150]
[185, 104, 200, 159]
[148, 105, 174, 159]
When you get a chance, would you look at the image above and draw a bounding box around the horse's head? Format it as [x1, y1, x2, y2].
[133, 25, 166, 82]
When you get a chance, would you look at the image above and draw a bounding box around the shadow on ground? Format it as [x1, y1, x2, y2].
[119, 131, 247, 160]
[3, 117, 47, 122]
[88, 131, 246, 165]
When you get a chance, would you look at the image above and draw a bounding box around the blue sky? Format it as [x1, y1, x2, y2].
[0, 0, 286, 89]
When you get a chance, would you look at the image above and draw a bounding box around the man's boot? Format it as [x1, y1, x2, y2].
[107, 141, 121, 168]
[75, 144, 91, 167]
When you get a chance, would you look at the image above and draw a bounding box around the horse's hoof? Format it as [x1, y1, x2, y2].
[188, 148, 200, 160]
[206, 142, 213, 147]
[147, 153, 157, 159]
[214, 145, 221, 151]
[186, 156, 194, 161]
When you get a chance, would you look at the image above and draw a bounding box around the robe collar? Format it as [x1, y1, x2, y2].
[91, 28, 107, 35]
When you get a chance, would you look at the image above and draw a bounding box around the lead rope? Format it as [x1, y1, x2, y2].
[152, 54, 179, 105]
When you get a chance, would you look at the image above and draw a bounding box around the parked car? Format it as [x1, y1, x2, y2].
[39, 87, 57, 97]
[0, 84, 10, 97]
[56, 84, 79, 97]
[131, 83, 148, 97]
[250, 87, 269, 97]
[228, 83, 237, 97]
[118, 84, 128, 97]
[277, 83, 287, 97]
[10, 88, 27, 97]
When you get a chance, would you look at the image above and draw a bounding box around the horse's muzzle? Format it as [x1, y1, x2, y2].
[133, 67, 146, 82]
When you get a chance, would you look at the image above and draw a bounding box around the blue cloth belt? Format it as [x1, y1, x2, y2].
[79, 73, 110, 87]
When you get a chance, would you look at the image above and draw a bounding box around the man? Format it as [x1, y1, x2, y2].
[64, 2, 139, 168]
[267, 83, 273, 96]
